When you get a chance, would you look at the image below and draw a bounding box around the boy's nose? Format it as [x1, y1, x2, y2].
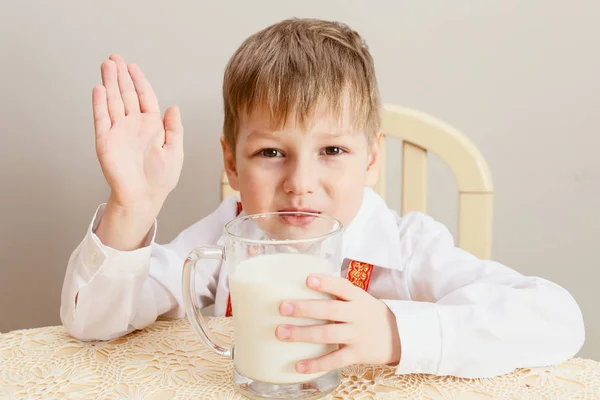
[282, 158, 318, 195]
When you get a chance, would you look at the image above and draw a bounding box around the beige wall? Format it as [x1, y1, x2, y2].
[1, 1, 598, 360]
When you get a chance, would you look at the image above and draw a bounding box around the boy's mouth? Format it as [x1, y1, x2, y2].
[278, 208, 321, 227]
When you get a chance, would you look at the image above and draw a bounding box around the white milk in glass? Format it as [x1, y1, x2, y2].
[229, 252, 338, 384]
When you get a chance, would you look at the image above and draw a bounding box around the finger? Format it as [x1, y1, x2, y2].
[297, 346, 356, 375]
[279, 299, 352, 322]
[163, 106, 183, 149]
[276, 322, 355, 344]
[109, 54, 140, 115]
[92, 85, 111, 136]
[100, 60, 125, 122]
[128, 63, 160, 113]
[306, 274, 363, 301]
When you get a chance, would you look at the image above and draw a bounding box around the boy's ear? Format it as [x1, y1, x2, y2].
[220, 136, 240, 191]
[365, 130, 384, 187]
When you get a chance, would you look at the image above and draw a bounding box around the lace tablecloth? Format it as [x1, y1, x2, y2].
[0, 317, 598, 399]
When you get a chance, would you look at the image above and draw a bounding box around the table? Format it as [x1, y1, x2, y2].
[0, 317, 598, 399]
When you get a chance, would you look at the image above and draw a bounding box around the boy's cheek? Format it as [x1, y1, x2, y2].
[328, 183, 364, 224]
[237, 174, 278, 213]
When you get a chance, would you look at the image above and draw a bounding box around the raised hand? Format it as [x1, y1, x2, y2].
[93, 54, 183, 213]
[92, 54, 184, 250]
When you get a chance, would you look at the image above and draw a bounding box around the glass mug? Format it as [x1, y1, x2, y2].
[182, 211, 344, 399]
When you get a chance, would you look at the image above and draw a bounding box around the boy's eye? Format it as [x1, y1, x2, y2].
[258, 148, 283, 158]
[321, 147, 345, 156]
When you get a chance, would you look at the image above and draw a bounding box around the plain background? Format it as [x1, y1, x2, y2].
[1, 1, 598, 360]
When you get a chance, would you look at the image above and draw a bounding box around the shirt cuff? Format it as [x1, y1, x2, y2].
[381, 299, 442, 375]
[81, 203, 157, 277]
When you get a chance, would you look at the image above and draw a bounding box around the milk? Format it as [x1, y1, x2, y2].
[229, 253, 339, 384]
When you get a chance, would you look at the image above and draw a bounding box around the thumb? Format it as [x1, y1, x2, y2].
[163, 106, 183, 149]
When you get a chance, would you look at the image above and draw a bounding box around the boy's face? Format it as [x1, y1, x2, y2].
[221, 104, 381, 228]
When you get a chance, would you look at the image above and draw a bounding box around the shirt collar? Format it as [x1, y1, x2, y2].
[341, 187, 403, 271]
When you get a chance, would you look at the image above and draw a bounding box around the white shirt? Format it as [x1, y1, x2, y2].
[60, 187, 585, 378]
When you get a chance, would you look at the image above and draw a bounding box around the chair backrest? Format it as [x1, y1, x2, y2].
[221, 104, 494, 259]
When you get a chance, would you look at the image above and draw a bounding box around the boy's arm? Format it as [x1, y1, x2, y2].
[60, 196, 239, 341]
[60, 203, 162, 340]
[382, 212, 585, 378]
[60, 53, 193, 341]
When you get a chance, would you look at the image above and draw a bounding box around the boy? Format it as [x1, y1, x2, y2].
[60, 18, 585, 378]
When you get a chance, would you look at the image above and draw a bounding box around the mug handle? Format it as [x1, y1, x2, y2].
[182, 246, 233, 358]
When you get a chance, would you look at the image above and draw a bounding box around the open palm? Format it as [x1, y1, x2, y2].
[93, 54, 183, 211]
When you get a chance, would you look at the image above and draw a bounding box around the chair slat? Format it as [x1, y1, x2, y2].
[458, 192, 493, 259]
[372, 136, 387, 199]
[401, 141, 427, 215]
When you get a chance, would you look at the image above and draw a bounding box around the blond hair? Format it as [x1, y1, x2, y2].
[222, 18, 381, 151]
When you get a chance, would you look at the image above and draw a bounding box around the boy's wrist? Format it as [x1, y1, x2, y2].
[105, 194, 162, 223]
[94, 197, 159, 251]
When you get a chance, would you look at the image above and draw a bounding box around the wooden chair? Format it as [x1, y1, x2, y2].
[221, 104, 494, 259]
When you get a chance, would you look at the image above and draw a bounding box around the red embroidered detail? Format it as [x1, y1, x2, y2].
[248, 245, 263, 257]
[225, 259, 375, 318]
[346, 260, 374, 292]
[226, 293, 233, 317]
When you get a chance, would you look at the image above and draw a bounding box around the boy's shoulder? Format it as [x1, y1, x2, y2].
[168, 195, 241, 249]
[363, 188, 448, 240]
[215, 194, 243, 219]
[342, 188, 454, 269]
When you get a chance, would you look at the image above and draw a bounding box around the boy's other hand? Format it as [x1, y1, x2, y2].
[276, 274, 402, 374]
[93, 54, 184, 214]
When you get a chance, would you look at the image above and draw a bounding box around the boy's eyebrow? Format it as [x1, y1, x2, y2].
[246, 130, 277, 140]
[314, 131, 353, 138]
[247, 129, 353, 140]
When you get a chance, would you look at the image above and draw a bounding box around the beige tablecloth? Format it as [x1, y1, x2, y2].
[0, 317, 598, 399]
